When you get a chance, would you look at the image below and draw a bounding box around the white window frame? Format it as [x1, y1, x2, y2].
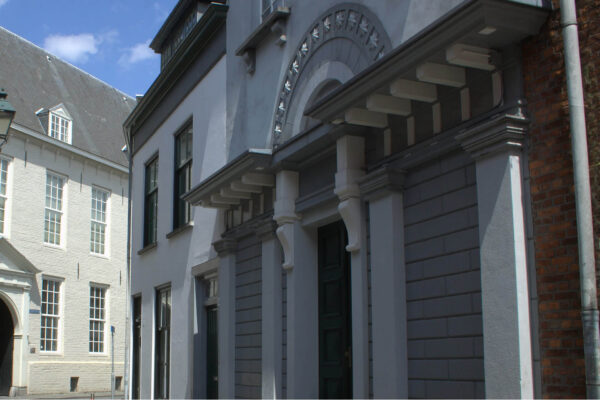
[90, 186, 110, 256]
[261, 0, 284, 19]
[40, 277, 62, 353]
[49, 107, 72, 144]
[0, 156, 11, 236]
[44, 172, 67, 247]
[89, 284, 108, 354]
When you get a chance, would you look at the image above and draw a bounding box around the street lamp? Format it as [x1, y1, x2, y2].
[0, 89, 16, 148]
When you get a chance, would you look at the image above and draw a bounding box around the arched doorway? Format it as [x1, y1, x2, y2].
[0, 297, 14, 396]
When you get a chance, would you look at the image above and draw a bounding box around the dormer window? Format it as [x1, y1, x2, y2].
[160, 2, 204, 69]
[48, 106, 72, 144]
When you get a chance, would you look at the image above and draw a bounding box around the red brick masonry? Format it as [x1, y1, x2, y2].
[522, 0, 600, 397]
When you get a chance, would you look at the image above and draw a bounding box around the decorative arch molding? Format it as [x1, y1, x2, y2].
[271, 3, 392, 147]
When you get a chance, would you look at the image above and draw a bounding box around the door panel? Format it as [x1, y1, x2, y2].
[318, 221, 352, 399]
[206, 306, 218, 399]
[132, 296, 141, 400]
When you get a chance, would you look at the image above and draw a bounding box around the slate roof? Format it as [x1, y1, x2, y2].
[0, 27, 136, 166]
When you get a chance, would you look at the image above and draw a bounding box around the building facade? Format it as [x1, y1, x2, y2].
[126, 0, 600, 398]
[0, 28, 134, 395]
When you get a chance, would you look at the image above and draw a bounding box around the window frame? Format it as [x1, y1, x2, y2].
[89, 284, 108, 354]
[44, 172, 67, 247]
[143, 155, 159, 248]
[90, 186, 110, 256]
[261, 0, 284, 19]
[0, 156, 11, 236]
[155, 285, 171, 400]
[173, 121, 193, 230]
[40, 277, 62, 353]
[49, 109, 72, 144]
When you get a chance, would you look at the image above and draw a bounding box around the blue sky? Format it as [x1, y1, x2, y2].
[0, 0, 179, 97]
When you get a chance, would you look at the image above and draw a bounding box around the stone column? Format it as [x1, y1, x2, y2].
[213, 238, 237, 399]
[359, 166, 407, 399]
[273, 170, 319, 398]
[335, 135, 369, 398]
[256, 220, 282, 399]
[11, 286, 29, 396]
[456, 112, 534, 398]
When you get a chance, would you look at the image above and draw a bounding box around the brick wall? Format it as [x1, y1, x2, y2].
[522, 0, 600, 397]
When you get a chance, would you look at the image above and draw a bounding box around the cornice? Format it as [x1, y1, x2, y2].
[359, 165, 405, 201]
[455, 111, 529, 159]
[212, 238, 237, 257]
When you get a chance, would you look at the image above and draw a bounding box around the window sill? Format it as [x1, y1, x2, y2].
[90, 252, 110, 260]
[88, 352, 109, 357]
[137, 242, 157, 255]
[235, 7, 290, 56]
[39, 351, 64, 357]
[166, 222, 193, 239]
[43, 243, 66, 251]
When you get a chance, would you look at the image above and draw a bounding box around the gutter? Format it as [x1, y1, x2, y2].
[560, 0, 600, 396]
[122, 126, 134, 400]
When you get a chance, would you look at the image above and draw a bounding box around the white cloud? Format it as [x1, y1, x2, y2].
[43, 33, 98, 63]
[119, 40, 156, 68]
[0, 0, 8, 8]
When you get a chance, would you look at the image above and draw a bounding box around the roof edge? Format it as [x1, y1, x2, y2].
[125, 2, 228, 137]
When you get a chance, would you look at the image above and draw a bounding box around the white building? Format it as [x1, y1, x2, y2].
[0, 27, 134, 396]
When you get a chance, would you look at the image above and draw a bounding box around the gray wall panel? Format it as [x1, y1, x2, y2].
[235, 235, 262, 399]
[404, 152, 483, 399]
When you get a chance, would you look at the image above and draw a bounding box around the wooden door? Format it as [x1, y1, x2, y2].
[132, 296, 141, 399]
[206, 306, 218, 399]
[318, 221, 352, 398]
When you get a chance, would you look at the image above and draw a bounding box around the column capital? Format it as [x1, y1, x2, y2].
[213, 238, 237, 257]
[253, 218, 278, 241]
[359, 164, 405, 201]
[456, 112, 529, 160]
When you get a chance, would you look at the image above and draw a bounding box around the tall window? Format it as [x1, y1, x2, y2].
[0, 158, 9, 234]
[45, 173, 65, 245]
[155, 287, 171, 399]
[91, 187, 109, 254]
[174, 124, 192, 229]
[50, 112, 71, 143]
[89, 286, 106, 353]
[144, 157, 158, 247]
[41, 279, 60, 352]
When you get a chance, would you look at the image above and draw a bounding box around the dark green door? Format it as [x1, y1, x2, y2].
[206, 306, 218, 399]
[132, 296, 141, 399]
[318, 221, 352, 399]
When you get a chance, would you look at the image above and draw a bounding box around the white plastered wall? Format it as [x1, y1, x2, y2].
[130, 56, 227, 400]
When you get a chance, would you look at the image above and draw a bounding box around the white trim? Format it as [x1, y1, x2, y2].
[10, 123, 128, 173]
[90, 186, 111, 256]
[44, 171, 67, 247]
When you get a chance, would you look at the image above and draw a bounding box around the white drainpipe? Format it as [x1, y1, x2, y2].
[560, 0, 600, 396]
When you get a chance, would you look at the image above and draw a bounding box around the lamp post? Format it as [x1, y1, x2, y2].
[0, 89, 15, 149]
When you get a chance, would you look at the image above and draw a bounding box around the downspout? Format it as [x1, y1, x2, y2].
[560, 0, 600, 396]
[122, 126, 134, 400]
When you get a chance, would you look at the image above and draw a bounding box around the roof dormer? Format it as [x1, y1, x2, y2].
[37, 104, 72, 144]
